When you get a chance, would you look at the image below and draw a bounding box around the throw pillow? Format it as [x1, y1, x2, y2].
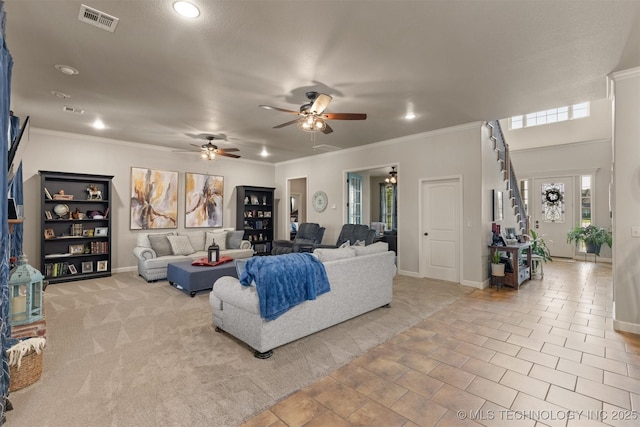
[353, 241, 389, 256]
[137, 232, 173, 248]
[205, 230, 228, 251]
[179, 231, 205, 252]
[226, 230, 244, 249]
[338, 241, 351, 248]
[148, 234, 173, 257]
[167, 235, 195, 256]
[353, 240, 366, 246]
[313, 247, 356, 262]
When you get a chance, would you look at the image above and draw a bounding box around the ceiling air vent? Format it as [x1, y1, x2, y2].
[62, 106, 85, 115]
[78, 4, 119, 33]
[312, 144, 341, 152]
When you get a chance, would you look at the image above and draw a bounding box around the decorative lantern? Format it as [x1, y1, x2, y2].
[8, 254, 44, 326]
[208, 241, 220, 264]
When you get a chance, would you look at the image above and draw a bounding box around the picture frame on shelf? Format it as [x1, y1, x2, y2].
[96, 260, 108, 272]
[69, 244, 84, 255]
[68, 264, 78, 274]
[250, 195, 259, 205]
[95, 227, 108, 236]
[81, 261, 93, 273]
[44, 210, 53, 220]
[44, 228, 55, 239]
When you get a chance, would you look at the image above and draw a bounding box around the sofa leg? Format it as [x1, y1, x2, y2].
[215, 327, 223, 333]
[254, 349, 273, 359]
[383, 303, 391, 308]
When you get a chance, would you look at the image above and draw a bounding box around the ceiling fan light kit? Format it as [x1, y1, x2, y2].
[260, 91, 366, 135]
[385, 167, 398, 185]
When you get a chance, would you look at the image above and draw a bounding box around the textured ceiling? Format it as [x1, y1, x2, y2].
[5, 0, 639, 163]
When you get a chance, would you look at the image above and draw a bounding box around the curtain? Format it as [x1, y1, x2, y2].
[0, 1, 13, 422]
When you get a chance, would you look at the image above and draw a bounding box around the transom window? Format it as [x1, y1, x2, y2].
[510, 102, 590, 129]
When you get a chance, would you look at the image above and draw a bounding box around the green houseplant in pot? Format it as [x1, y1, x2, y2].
[526, 229, 552, 262]
[490, 250, 505, 277]
[566, 224, 612, 256]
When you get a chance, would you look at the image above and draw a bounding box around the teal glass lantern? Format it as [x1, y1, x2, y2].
[8, 254, 44, 326]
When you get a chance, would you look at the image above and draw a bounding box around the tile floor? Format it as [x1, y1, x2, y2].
[241, 260, 640, 427]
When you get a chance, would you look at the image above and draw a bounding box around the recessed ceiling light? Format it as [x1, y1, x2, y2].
[92, 119, 105, 130]
[260, 148, 269, 157]
[404, 112, 417, 120]
[54, 64, 79, 75]
[173, 1, 200, 18]
[51, 90, 71, 99]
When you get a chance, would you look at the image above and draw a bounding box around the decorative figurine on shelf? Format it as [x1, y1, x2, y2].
[208, 240, 220, 264]
[244, 196, 250, 205]
[262, 196, 267, 205]
[86, 184, 102, 200]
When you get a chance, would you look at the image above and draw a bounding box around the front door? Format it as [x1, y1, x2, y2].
[532, 176, 575, 258]
[420, 178, 460, 282]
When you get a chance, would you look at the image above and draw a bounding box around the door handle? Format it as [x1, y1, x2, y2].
[424, 232, 429, 236]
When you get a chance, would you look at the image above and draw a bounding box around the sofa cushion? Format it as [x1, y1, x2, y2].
[206, 230, 228, 251]
[353, 241, 388, 256]
[179, 231, 206, 252]
[167, 235, 195, 256]
[313, 247, 356, 262]
[148, 234, 173, 257]
[137, 232, 173, 249]
[227, 230, 244, 249]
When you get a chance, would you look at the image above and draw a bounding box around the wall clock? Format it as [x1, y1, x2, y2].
[312, 191, 328, 212]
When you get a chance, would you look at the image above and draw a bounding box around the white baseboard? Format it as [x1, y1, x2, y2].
[613, 319, 640, 335]
[112, 266, 137, 274]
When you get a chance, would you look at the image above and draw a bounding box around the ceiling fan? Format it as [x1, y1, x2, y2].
[260, 91, 367, 134]
[180, 135, 241, 160]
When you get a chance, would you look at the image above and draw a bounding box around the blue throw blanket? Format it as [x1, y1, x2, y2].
[239, 253, 330, 320]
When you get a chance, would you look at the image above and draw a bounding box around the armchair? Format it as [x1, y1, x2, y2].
[271, 223, 325, 255]
[315, 224, 376, 249]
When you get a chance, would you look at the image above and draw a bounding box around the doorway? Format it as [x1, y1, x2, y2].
[287, 177, 307, 241]
[420, 177, 461, 282]
[531, 176, 574, 258]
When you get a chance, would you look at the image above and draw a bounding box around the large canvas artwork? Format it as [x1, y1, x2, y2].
[185, 173, 224, 228]
[130, 167, 178, 229]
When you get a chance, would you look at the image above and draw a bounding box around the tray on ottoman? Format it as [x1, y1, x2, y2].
[167, 259, 238, 297]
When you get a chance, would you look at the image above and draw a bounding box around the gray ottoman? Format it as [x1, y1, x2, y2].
[167, 260, 238, 297]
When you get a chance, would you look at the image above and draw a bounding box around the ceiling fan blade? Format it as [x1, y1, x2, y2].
[273, 119, 300, 129]
[322, 113, 367, 120]
[219, 147, 240, 152]
[310, 93, 332, 114]
[218, 152, 241, 158]
[190, 143, 203, 148]
[322, 123, 334, 134]
[259, 105, 300, 115]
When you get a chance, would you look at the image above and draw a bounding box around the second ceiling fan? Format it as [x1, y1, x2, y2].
[260, 91, 366, 134]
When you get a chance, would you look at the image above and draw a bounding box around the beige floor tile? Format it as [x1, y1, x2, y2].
[517, 347, 559, 368]
[499, 323, 533, 337]
[575, 377, 631, 409]
[461, 357, 507, 383]
[397, 352, 441, 375]
[506, 334, 545, 351]
[430, 384, 486, 414]
[477, 401, 537, 427]
[347, 400, 408, 427]
[395, 368, 444, 398]
[605, 348, 640, 366]
[311, 380, 370, 418]
[477, 326, 511, 341]
[530, 363, 577, 390]
[355, 375, 409, 407]
[465, 376, 518, 408]
[490, 352, 532, 375]
[239, 410, 280, 427]
[499, 370, 550, 399]
[302, 409, 353, 427]
[429, 362, 476, 389]
[545, 384, 602, 412]
[483, 338, 521, 357]
[456, 342, 496, 362]
[271, 392, 326, 427]
[429, 346, 469, 368]
[541, 342, 583, 362]
[391, 391, 449, 427]
[358, 355, 410, 382]
[510, 392, 572, 427]
[582, 353, 629, 375]
[556, 358, 604, 383]
[603, 371, 640, 394]
[564, 339, 606, 357]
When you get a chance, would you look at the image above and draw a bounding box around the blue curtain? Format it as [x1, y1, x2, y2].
[0, 1, 13, 422]
[8, 163, 22, 259]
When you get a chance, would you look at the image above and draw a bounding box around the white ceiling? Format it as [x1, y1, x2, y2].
[5, 1, 639, 163]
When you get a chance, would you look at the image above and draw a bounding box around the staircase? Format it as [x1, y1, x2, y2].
[487, 120, 528, 234]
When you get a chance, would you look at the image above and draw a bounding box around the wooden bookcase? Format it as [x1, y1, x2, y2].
[40, 171, 113, 283]
[235, 186, 275, 255]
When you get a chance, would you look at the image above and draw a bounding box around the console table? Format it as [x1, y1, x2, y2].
[488, 242, 532, 289]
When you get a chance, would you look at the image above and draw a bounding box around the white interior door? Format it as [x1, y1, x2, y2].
[532, 176, 574, 258]
[420, 179, 460, 282]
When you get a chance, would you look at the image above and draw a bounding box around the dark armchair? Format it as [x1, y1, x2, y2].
[315, 224, 376, 249]
[271, 223, 325, 255]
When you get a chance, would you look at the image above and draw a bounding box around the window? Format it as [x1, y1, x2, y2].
[580, 175, 592, 227]
[380, 184, 397, 231]
[519, 179, 529, 215]
[347, 173, 362, 224]
[509, 102, 590, 129]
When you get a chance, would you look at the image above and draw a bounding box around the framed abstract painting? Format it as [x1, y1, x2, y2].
[185, 172, 224, 228]
[130, 167, 178, 229]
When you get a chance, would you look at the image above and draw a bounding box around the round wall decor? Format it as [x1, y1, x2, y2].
[312, 191, 328, 212]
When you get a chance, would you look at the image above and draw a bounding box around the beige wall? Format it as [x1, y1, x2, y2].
[612, 68, 640, 334]
[20, 129, 275, 272]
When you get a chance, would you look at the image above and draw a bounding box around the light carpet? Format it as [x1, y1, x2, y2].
[6, 271, 473, 427]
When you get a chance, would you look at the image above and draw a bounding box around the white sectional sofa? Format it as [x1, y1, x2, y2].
[210, 243, 396, 358]
[133, 228, 253, 282]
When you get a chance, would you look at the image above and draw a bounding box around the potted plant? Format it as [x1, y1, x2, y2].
[566, 224, 612, 256]
[490, 250, 505, 277]
[526, 229, 552, 262]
